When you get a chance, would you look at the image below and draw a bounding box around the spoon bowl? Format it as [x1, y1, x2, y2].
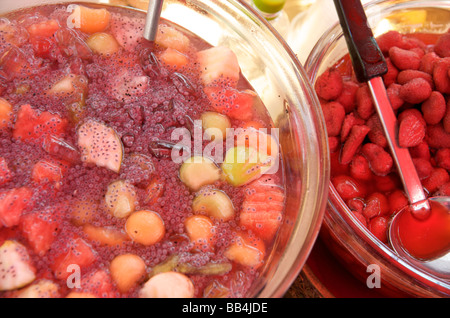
[389, 197, 450, 280]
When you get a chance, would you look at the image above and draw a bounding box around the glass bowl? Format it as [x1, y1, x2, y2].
[0, 0, 330, 298]
[305, 0, 450, 297]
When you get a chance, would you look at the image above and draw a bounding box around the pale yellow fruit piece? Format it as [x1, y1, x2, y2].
[192, 189, 235, 221]
[155, 24, 190, 52]
[201, 111, 231, 141]
[0, 241, 36, 291]
[139, 271, 194, 298]
[179, 156, 221, 191]
[86, 32, 120, 55]
[197, 46, 240, 86]
[104, 180, 137, 219]
[15, 280, 59, 298]
[221, 146, 276, 187]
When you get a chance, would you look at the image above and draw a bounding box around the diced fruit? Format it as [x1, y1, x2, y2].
[204, 86, 255, 121]
[125, 210, 165, 246]
[0, 187, 34, 227]
[155, 24, 190, 52]
[80, 269, 116, 298]
[27, 19, 60, 38]
[239, 176, 284, 241]
[0, 240, 36, 291]
[20, 212, 59, 256]
[15, 279, 60, 298]
[139, 271, 194, 298]
[0, 98, 12, 130]
[192, 189, 235, 221]
[86, 32, 120, 56]
[110, 254, 146, 293]
[221, 146, 275, 187]
[107, 68, 149, 103]
[179, 156, 221, 191]
[31, 158, 67, 190]
[0, 157, 12, 186]
[13, 104, 68, 144]
[77, 120, 124, 173]
[104, 180, 137, 219]
[203, 280, 231, 298]
[71, 5, 111, 34]
[201, 111, 231, 141]
[158, 48, 188, 70]
[51, 238, 97, 280]
[224, 232, 266, 269]
[48, 74, 88, 97]
[197, 47, 240, 87]
[184, 214, 216, 251]
[144, 178, 164, 205]
[83, 224, 129, 247]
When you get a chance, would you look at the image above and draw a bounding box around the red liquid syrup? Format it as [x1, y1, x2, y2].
[0, 4, 285, 298]
[396, 200, 450, 260]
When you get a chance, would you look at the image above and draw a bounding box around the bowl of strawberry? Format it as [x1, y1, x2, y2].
[305, 0, 450, 297]
[0, 0, 329, 298]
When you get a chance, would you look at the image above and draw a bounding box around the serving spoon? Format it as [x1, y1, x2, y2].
[143, 0, 164, 41]
[333, 0, 450, 280]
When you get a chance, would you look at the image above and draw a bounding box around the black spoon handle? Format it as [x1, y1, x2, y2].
[333, 0, 388, 82]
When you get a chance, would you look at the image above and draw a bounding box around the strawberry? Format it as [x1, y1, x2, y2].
[421, 91, 446, 125]
[20, 212, 59, 256]
[321, 101, 345, 137]
[361, 143, 393, 176]
[332, 175, 366, 201]
[339, 124, 370, 165]
[51, 237, 97, 280]
[0, 187, 34, 227]
[368, 216, 389, 243]
[204, 86, 255, 121]
[314, 68, 343, 101]
[13, 104, 68, 145]
[0, 157, 12, 186]
[398, 110, 426, 148]
[239, 176, 284, 241]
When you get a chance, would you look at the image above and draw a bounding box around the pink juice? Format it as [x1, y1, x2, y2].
[0, 3, 285, 298]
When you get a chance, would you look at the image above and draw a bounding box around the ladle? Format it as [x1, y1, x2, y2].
[333, 0, 450, 280]
[143, 0, 164, 41]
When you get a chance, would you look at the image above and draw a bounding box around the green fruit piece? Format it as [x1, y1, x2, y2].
[221, 146, 274, 187]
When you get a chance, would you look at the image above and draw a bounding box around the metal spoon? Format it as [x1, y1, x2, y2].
[333, 0, 450, 280]
[143, 0, 164, 41]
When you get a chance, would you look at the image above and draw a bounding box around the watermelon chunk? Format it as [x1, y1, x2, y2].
[239, 176, 284, 241]
[0, 187, 34, 227]
[13, 104, 68, 144]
